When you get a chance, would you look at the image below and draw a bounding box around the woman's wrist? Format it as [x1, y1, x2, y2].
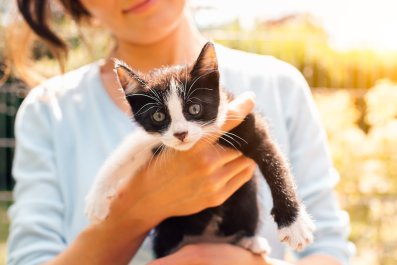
[45, 217, 149, 265]
[107, 167, 169, 230]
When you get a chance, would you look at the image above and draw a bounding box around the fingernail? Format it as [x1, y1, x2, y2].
[240, 91, 256, 102]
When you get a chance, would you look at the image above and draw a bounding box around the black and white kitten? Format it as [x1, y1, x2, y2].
[85, 42, 314, 258]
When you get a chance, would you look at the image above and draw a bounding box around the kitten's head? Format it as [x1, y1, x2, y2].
[115, 42, 226, 151]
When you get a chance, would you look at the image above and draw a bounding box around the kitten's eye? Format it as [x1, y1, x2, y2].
[188, 103, 202, 116]
[152, 111, 166, 122]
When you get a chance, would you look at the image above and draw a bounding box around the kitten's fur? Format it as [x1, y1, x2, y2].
[85, 42, 315, 257]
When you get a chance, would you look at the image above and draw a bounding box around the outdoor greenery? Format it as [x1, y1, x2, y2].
[208, 15, 397, 89]
[314, 82, 397, 265]
[0, 203, 9, 265]
[1, 12, 396, 265]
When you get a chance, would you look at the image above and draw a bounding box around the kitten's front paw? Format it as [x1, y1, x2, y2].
[84, 189, 114, 224]
[237, 236, 271, 255]
[278, 207, 315, 251]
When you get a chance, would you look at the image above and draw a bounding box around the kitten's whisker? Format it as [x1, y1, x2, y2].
[187, 98, 202, 104]
[201, 136, 223, 157]
[186, 70, 218, 100]
[135, 102, 161, 115]
[215, 142, 227, 152]
[127, 93, 161, 104]
[149, 144, 163, 166]
[201, 133, 222, 144]
[145, 143, 162, 169]
[158, 145, 165, 170]
[218, 133, 242, 147]
[217, 130, 248, 144]
[203, 130, 242, 150]
[137, 105, 159, 116]
[218, 136, 239, 150]
[154, 144, 165, 170]
[186, 87, 213, 102]
[149, 89, 162, 103]
[200, 119, 217, 127]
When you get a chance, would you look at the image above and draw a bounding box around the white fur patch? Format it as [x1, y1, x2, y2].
[237, 236, 271, 255]
[167, 78, 186, 131]
[278, 206, 315, 251]
[161, 78, 202, 151]
[84, 129, 161, 223]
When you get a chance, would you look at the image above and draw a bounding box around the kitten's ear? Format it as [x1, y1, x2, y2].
[191, 42, 219, 76]
[114, 59, 146, 94]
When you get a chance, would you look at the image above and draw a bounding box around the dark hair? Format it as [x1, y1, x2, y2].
[16, 0, 91, 62]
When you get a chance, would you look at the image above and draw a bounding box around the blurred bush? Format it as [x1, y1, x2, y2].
[205, 14, 397, 89]
[314, 81, 397, 265]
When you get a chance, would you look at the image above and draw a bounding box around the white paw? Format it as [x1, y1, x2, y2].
[278, 207, 315, 251]
[84, 188, 115, 224]
[238, 236, 271, 255]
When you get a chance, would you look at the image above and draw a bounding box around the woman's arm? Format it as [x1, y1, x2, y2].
[8, 89, 256, 265]
[297, 254, 341, 265]
[148, 244, 272, 265]
[146, 244, 342, 265]
[45, 204, 151, 265]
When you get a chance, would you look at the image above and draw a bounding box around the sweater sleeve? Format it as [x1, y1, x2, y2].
[7, 87, 66, 265]
[279, 64, 355, 264]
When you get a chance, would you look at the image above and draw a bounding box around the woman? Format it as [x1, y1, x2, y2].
[7, 0, 353, 264]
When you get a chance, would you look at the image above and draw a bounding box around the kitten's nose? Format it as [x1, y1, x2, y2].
[174, 131, 188, 142]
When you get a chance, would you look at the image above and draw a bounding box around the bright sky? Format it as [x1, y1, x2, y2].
[192, 0, 397, 51]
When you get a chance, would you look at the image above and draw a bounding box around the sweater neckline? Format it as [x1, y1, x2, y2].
[92, 60, 133, 126]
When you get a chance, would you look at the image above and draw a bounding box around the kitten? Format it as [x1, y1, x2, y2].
[85, 42, 315, 257]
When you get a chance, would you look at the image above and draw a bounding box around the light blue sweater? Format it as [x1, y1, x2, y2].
[7, 45, 354, 265]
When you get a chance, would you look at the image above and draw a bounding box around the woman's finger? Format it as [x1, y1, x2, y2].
[222, 163, 256, 199]
[204, 147, 243, 169]
[214, 156, 255, 185]
[221, 91, 256, 132]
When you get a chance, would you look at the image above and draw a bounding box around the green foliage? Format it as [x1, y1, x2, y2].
[206, 17, 397, 89]
[314, 81, 397, 265]
[0, 202, 9, 265]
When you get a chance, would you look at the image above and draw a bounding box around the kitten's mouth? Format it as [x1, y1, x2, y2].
[169, 141, 196, 151]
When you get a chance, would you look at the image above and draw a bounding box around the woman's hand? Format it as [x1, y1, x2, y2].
[106, 91, 256, 231]
[147, 244, 272, 265]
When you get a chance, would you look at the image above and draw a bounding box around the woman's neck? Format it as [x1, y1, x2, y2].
[99, 13, 207, 115]
[113, 15, 206, 73]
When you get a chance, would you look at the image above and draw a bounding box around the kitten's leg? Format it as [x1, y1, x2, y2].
[85, 130, 160, 223]
[278, 205, 314, 251]
[254, 136, 315, 250]
[237, 236, 271, 255]
[222, 113, 315, 251]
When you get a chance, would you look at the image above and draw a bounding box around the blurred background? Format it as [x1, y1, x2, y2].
[1, 0, 397, 264]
